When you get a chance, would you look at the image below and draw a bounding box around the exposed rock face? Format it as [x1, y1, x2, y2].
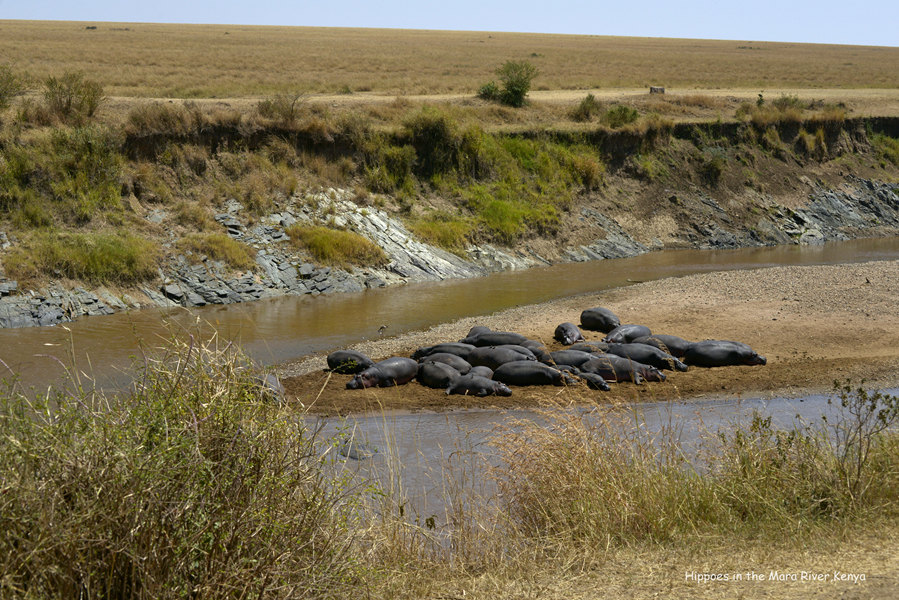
[1, 179, 898, 328]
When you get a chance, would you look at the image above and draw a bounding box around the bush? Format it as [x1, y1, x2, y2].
[49, 126, 124, 222]
[602, 104, 639, 128]
[409, 212, 472, 254]
[700, 147, 727, 185]
[43, 71, 104, 124]
[126, 102, 204, 135]
[256, 92, 305, 127]
[3, 231, 161, 285]
[872, 133, 899, 166]
[0, 64, 27, 111]
[480, 60, 538, 108]
[569, 93, 602, 122]
[286, 224, 387, 268]
[0, 336, 362, 599]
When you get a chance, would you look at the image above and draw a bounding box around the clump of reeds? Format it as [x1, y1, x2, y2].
[0, 334, 363, 599]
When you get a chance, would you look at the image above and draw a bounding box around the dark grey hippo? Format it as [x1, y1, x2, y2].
[467, 346, 536, 370]
[346, 357, 418, 389]
[631, 334, 692, 358]
[466, 325, 492, 338]
[683, 340, 767, 368]
[460, 331, 528, 347]
[468, 365, 494, 379]
[606, 343, 688, 372]
[337, 439, 378, 460]
[569, 341, 610, 354]
[580, 354, 666, 384]
[417, 361, 462, 389]
[554, 322, 586, 345]
[419, 352, 472, 374]
[519, 339, 555, 364]
[254, 373, 285, 400]
[493, 362, 577, 386]
[580, 307, 621, 333]
[446, 375, 512, 397]
[411, 343, 475, 361]
[327, 350, 376, 374]
[550, 349, 599, 369]
[577, 372, 611, 391]
[603, 324, 652, 344]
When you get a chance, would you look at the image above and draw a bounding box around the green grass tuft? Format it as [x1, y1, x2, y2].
[286, 224, 387, 268]
[177, 232, 257, 271]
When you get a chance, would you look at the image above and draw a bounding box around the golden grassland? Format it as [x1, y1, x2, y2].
[2, 20, 899, 99]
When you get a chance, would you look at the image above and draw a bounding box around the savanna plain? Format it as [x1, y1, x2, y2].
[0, 21, 898, 599]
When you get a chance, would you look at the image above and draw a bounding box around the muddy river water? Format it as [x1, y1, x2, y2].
[1, 237, 899, 389]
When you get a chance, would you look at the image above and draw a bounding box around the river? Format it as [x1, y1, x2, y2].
[1, 236, 898, 389]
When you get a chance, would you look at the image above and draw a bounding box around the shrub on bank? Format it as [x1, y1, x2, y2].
[177, 232, 257, 271]
[0, 336, 362, 599]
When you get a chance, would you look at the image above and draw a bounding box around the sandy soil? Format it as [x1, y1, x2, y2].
[279, 259, 899, 415]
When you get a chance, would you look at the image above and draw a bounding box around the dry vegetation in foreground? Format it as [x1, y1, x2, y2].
[2, 20, 899, 98]
[0, 331, 896, 598]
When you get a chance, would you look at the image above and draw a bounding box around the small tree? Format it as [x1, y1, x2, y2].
[480, 60, 538, 108]
[0, 64, 27, 110]
[43, 71, 104, 123]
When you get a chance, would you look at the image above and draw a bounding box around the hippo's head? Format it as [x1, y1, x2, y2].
[642, 367, 667, 382]
[493, 382, 513, 397]
[346, 368, 380, 390]
[745, 353, 767, 366]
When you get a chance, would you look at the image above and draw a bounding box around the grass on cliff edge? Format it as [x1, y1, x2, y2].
[2, 230, 160, 285]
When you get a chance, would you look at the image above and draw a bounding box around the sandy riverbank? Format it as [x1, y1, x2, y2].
[280, 259, 899, 415]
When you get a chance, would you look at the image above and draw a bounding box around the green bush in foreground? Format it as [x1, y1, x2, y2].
[3, 231, 160, 285]
[0, 336, 361, 599]
[286, 224, 387, 268]
[478, 60, 538, 108]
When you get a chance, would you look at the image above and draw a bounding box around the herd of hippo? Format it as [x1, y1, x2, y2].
[325, 306, 767, 397]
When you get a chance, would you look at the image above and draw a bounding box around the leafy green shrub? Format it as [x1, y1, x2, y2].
[286, 224, 387, 268]
[699, 147, 727, 185]
[479, 60, 538, 108]
[569, 93, 602, 122]
[48, 126, 123, 222]
[602, 104, 639, 128]
[0, 64, 27, 111]
[3, 231, 160, 285]
[0, 335, 362, 599]
[43, 71, 104, 124]
[477, 80, 500, 102]
[178, 232, 257, 271]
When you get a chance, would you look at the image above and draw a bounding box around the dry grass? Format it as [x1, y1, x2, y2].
[2, 21, 898, 99]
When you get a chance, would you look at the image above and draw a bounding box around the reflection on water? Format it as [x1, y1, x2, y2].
[1, 237, 898, 389]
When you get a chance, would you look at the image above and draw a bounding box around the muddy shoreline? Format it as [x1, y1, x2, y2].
[280, 259, 899, 415]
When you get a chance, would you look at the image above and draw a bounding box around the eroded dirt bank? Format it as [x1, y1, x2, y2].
[281, 259, 899, 415]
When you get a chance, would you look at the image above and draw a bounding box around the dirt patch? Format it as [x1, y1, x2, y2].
[281, 259, 899, 415]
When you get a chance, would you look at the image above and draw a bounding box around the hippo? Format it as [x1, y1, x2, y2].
[577, 372, 612, 391]
[468, 365, 494, 379]
[550, 349, 600, 369]
[337, 440, 378, 460]
[606, 343, 688, 372]
[327, 350, 376, 374]
[418, 352, 472, 374]
[460, 331, 528, 347]
[603, 324, 652, 344]
[554, 322, 586, 345]
[467, 346, 536, 370]
[446, 375, 512, 397]
[683, 340, 767, 368]
[411, 343, 475, 361]
[254, 373, 285, 400]
[519, 339, 555, 364]
[580, 307, 621, 333]
[466, 325, 492, 338]
[569, 341, 610, 354]
[580, 354, 666, 384]
[346, 357, 418, 389]
[631, 334, 692, 358]
[493, 362, 577, 386]
[417, 361, 462, 389]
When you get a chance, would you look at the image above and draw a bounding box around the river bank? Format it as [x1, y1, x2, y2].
[280, 259, 899, 414]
